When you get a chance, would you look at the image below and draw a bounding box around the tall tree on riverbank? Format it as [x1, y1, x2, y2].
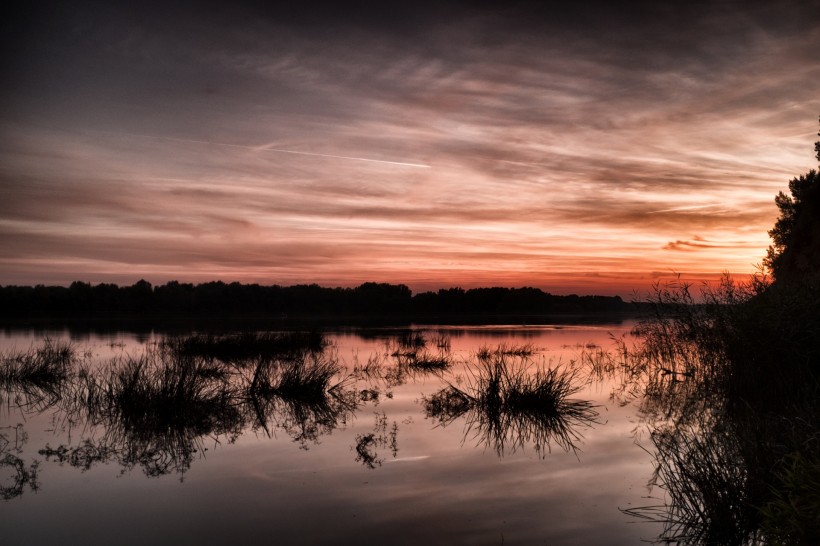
[764, 118, 820, 285]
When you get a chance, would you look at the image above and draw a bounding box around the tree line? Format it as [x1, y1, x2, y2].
[0, 280, 629, 321]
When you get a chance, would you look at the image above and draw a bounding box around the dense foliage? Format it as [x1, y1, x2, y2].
[764, 121, 820, 285]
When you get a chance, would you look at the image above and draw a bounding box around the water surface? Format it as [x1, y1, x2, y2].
[1, 323, 663, 545]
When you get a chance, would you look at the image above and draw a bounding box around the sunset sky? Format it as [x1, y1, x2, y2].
[1, 1, 818, 297]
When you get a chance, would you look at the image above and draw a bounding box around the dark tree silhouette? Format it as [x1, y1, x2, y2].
[0, 281, 628, 322]
[764, 118, 820, 284]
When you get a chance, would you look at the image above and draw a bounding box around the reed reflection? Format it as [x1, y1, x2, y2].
[0, 424, 39, 500]
[0, 340, 75, 413]
[588, 274, 820, 544]
[354, 411, 398, 469]
[240, 352, 358, 450]
[0, 333, 366, 481]
[423, 347, 599, 457]
[350, 331, 453, 389]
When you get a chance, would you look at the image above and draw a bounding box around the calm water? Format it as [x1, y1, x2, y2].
[1, 323, 664, 545]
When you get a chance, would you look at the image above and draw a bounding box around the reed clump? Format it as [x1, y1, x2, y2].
[431, 334, 451, 351]
[424, 354, 598, 456]
[612, 273, 820, 543]
[76, 349, 241, 477]
[162, 331, 326, 364]
[245, 351, 340, 399]
[0, 340, 76, 412]
[396, 331, 427, 351]
[0, 340, 75, 389]
[241, 351, 357, 448]
[476, 343, 536, 361]
[404, 353, 452, 373]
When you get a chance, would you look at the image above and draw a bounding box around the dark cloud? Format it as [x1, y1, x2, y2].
[663, 235, 762, 252]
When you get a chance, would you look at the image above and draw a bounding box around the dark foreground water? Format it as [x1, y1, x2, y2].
[0, 323, 664, 545]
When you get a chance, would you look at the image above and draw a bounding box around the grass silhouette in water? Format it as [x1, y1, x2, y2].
[424, 350, 598, 457]
[0, 424, 40, 500]
[162, 331, 326, 364]
[31, 342, 359, 476]
[76, 347, 242, 478]
[622, 408, 761, 544]
[380, 332, 454, 387]
[353, 411, 398, 469]
[0, 340, 74, 387]
[476, 343, 536, 360]
[594, 272, 820, 544]
[241, 351, 358, 449]
[0, 340, 75, 411]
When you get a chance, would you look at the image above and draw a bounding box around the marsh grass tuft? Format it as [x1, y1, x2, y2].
[431, 334, 451, 351]
[3, 335, 362, 477]
[0, 340, 76, 411]
[74, 348, 240, 477]
[424, 354, 598, 456]
[383, 333, 454, 386]
[245, 351, 341, 399]
[476, 343, 536, 361]
[396, 331, 427, 350]
[163, 331, 326, 364]
[623, 412, 761, 545]
[404, 353, 452, 373]
[241, 351, 358, 448]
[0, 340, 75, 388]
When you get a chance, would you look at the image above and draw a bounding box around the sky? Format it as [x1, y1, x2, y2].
[1, 1, 819, 297]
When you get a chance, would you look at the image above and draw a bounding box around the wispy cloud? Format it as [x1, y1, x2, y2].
[1, 2, 817, 295]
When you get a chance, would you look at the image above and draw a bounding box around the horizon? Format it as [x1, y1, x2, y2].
[0, 277, 635, 299]
[2, 2, 819, 299]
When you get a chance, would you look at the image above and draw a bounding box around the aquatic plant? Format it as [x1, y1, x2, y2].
[0, 424, 40, 500]
[0, 340, 75, 388]
[38, 440, 117, 472]
[162, 331, 326, 364]
[75, 349, 241, 478]
[424, 354, 598, 456]
[245, 350, 341, 399]
[353, 412, 398, 469]
[396, 330, 427, 350]
[431, 334, 451, 351]
[476, 343, 536, 361]
[241, 351, 358, 448]
[0, 340, 75, 411]
[611, 270, 820, 543]
[623, 409, 762, 545]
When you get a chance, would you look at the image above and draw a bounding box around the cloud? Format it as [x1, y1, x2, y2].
[1, 1, 817, 295]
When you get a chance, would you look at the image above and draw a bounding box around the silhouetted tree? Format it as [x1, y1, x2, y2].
[764, 118, 820, 285]
[0, 280, 628, 321]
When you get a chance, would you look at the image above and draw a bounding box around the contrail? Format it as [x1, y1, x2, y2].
[254, 145, 430, 168]
[86, 129, 431, 168]
[649, 204, 719, 214]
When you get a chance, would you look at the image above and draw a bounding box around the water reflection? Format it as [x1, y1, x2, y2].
[0, 339, 74, 413]
[624, 409, 759, 544]
[586, 290, 820, 544]
[354, 411, 399, 469]
[424, 348, 599, 457]
[0, 424, 39, 500]
[1, 335, 361, 480]
[0, 326, 667, 545]
[0, 334, 606, 488]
